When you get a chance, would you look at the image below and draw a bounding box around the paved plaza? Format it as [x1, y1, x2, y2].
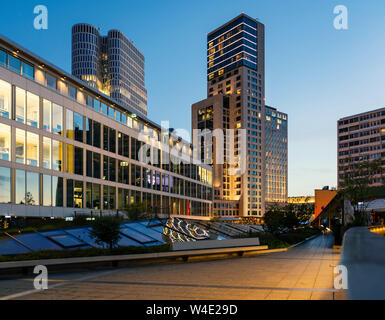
[0, 234, 346, 300]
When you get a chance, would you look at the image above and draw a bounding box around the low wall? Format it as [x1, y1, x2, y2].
[341, 227, 385, 300]
[172, 237, 260, 251]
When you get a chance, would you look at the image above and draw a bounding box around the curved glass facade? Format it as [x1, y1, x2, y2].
[71, 24, 148, 117]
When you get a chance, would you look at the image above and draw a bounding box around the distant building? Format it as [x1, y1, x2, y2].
[314, 189, 338, 219]
[338, 108, 385, 188]
[288, 196, 315, 204]
[265, 105, 288, 204]
[72, 23, 148, 117]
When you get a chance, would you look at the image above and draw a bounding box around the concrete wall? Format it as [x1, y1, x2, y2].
[341, 227, 385, 299]
[172, 237, 260, 251]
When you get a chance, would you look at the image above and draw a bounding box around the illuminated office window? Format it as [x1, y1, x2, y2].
[66, 109, 74, 139]
[15, 128, 25, 164]
[0, 79, 11, 119]
[26, 92, 39, 128]
[52, 103, 63, 135]
[42, 174, 52, 206]
[66, 144, 74, 174]
[43, 137, 51, 169]
[26, 132, 39, 166]
[43, 99, 51, 132]
[52, 140, 62, 171]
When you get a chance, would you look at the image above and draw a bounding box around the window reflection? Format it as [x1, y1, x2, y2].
[74, 112, 83, 142]
[15, 170, 25, 204]
[15, 128, 25, 164]
[26, 171, 39, 205]
[26, 92, 39, 128]
[66, 179, 83, 208]
[43, 137, 51, 169]
[0, 166, 11, 203]
[0, 123, 10, 161]
[15, 87, 26, 123]
[26, 132, 39, 166]
[43, 174, 52, 206]
[52, 104, 63, 135]
[0, 79, 11, 118]
[8, 55, 21, 73]
[52, 140, 62, 171]
[66, 109, 74, 139]
[52, 176, 63, 207]
[43, 99, 51, 132]
[66, 144, 74, 174]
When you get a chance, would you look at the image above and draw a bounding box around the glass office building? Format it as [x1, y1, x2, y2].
[0, 34, 212, 219]
[72, 24, 148, 117]
[265, 106, 288, 204]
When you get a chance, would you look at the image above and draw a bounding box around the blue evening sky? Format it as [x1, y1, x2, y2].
[1, 0, 385, 196]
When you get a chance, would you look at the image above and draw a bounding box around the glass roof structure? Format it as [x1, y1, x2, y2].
[0, 218, 236, 256]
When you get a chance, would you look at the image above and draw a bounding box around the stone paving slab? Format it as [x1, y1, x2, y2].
[0, 234, 346, 300]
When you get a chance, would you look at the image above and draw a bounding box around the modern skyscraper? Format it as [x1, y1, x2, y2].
[192, 13, 288, 220]
[72, 23, 148, 117]
[338, 107, 385, 188]
[265, 105, 288, 204]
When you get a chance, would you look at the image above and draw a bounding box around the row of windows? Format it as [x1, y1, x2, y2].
[0, 166, 211, 215]
[0, 48, 157, 150]
[0, 122, 212, 200]
[0, 77, 213, 185]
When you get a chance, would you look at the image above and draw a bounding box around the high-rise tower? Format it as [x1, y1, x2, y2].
[72, 23, 148, 117]
[192, 13, 288, 220]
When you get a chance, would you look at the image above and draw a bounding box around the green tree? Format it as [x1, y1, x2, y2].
[264, 202, 314, 235]
[339, 158, 384, 225]
[89, 216, 122, 250]
[123, 201, 148, 221]
[263, 205, 286, 235]
[340, 158, 384, 208]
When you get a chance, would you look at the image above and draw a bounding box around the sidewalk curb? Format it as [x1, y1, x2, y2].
[288, 233, 321, 249]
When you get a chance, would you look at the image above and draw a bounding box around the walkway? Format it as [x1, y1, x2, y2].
[0, 234, 346, 300]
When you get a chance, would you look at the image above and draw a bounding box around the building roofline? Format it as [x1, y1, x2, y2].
[207, 13, 261, 37]
[0, 33, 160, 131]
[265, 105, 288, 117]
[338, 106, 385, 121]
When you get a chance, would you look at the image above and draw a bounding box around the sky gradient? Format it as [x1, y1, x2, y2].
[1, 0, 385, 196]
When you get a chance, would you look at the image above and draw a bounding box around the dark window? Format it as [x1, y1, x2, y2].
[93, 153, 100, 179]
[109, 128, 116, 153]
[8, 55, 21, 73]
[0, 50, 7, 67]
[68, 86, 76, 100]
[86, 151, 92, 177]
[22, 62, 34, 80]
[109, 157, 116, 182]
[93, 121, 100, 148]
[74, 113, 83, 142]
[46, 74, 57, 90]
[74, 147, 83, 175]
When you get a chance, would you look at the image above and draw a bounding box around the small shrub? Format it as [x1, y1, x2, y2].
[90, 216, 122, 250]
